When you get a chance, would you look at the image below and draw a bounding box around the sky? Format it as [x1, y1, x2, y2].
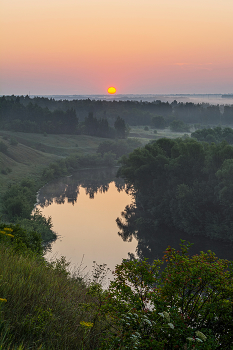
[1, 0, 233, 95]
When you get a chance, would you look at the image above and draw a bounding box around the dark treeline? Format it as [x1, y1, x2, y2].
[0, 97, 127, 138]
[1, 96, 233, 131]
[117, 138, 233, 250]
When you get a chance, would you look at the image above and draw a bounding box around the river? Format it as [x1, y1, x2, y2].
[36, 168, 138, 276]
[35, 167, 233, 276]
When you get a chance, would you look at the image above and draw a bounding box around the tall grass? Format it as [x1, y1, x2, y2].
[0, 243, 106, 349]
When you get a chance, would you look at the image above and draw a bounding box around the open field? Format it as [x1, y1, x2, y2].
[0, 131, 109, 199]
[129, 125, 191, 143]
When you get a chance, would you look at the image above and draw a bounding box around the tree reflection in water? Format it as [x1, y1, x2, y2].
[116, 200, 233, 262]
[38, 167, 233, 263]
[37, 167, 125, 207]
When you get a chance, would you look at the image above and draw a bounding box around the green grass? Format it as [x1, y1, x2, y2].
[129, 125, 191, 143]
[0, 131, 113, 211]
[0, 243, 105, 350]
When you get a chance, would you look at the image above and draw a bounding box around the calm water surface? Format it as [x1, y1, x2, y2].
[36, 168, 233, 275]
[36, 168, 138, 274]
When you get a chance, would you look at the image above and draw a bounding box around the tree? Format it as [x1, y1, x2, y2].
[114, 116, 127, 138]
[170, 119, 190, 132]
[151, 115, 166, 129]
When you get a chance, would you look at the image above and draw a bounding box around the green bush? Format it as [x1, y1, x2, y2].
[151, 115, 167, 129]
[0, 224, 42, 255]
[3, 179, 37, 221]
[1, 168, 12, 175]
[0, 141, 8, 154]
[98, 242, 232, 349]
[16, 209, 56, 243]
[170, 120, 190, 132]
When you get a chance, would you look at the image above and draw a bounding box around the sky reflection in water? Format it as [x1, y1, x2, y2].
[36, 168, 138, 275]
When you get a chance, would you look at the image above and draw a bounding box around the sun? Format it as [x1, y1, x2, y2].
[107, 87, 116, 94]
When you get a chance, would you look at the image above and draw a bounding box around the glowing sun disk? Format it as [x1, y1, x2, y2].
[108, 87, 116, 94]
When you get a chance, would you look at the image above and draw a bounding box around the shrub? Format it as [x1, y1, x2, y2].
[170, 120, 190, 132]
[16, 209, 56, 243]
[98, 242, 233, 349]
[0, 141, 8, 154]
[3, 180, 37, 221]
[0, 224, 42, 255]
[151, 115, 166, 129]
[1, 168, 12, 175]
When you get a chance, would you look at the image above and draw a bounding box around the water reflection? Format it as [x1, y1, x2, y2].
[36, 168, 137, 274]
[117, 202, 233, 262]
[38, 167, 125, 207]
[37, 166, 233, 275]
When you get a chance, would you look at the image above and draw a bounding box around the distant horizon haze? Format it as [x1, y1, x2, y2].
[2, 93, 233, 106]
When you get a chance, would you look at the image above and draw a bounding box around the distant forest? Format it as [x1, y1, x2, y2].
[1, 95, 233, 137]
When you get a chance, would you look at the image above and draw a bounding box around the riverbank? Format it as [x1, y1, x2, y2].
[0, 131, 116, 243]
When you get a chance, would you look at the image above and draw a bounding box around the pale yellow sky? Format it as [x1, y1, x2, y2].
[1, 0, 233, 94]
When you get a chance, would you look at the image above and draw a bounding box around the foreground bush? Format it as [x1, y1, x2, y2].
[97, 241, 233, 349]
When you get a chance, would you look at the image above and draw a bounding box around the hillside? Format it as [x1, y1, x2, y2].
[0, 131, 107, 211]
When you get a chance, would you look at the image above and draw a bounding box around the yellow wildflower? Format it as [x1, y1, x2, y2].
[3, 228, 13, 232]
[6, 233, 14, 238]
[0, 231, 14, 238]
[0, 298, 7, 303]
[80, 321, 93, 328]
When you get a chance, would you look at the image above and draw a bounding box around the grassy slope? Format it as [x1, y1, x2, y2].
[0, 131, 107, 212]
[0, 243, 98, 350]
[0, 127, 188, 211]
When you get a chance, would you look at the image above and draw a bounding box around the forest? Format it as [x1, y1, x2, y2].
[1, 96, 233, 136]
[117, 138, 233, 252]
[0, 97, 128, 138]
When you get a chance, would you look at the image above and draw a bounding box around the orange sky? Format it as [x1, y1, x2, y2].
[1, 0, 233, 95]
